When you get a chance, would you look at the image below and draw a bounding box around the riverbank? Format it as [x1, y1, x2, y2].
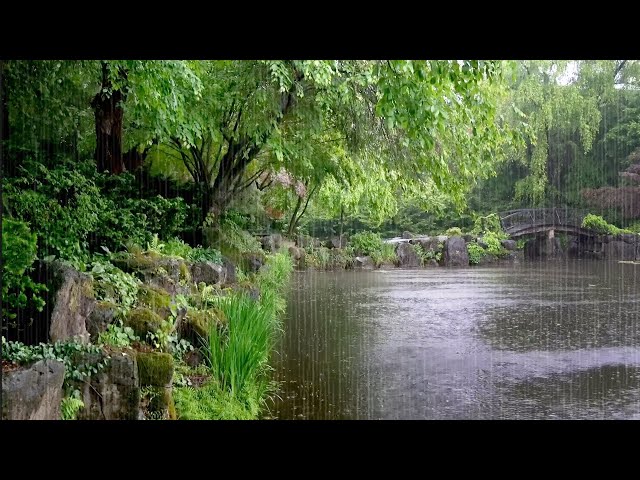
[2, 238, 292, 420]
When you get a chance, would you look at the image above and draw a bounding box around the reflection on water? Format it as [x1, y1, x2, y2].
[268, 260, 640, 419]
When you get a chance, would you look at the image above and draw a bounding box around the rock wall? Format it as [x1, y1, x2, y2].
[2, 360, 65, 420]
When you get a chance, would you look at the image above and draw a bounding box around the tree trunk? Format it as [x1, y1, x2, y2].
[92, 62, 125, 174]
[287, 196, 304, 236]
[339, 204, 344, 239]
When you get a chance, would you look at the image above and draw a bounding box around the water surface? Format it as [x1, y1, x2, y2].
[269, 260, 640, 419]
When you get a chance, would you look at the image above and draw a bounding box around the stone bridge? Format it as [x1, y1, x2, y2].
[498, 208, 597, 239]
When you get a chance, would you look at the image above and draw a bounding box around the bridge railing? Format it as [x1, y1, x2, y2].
[499, 208, 588, 233]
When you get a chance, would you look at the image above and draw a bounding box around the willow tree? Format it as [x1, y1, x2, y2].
[507, 61, 602, 206]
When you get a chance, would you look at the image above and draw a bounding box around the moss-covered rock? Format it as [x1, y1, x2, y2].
[182, 307, 226, 341]
[140, 386, 176, 420]
[125, 307, 163, 338]
[86, 300, 119, 338]
[137, 352, 174, 386]
[137, 285, 171, 318]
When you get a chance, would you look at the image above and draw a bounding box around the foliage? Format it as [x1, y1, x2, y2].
[483, 231, 508, 256]
[174, 380, 269, 420]
[581, 214, 633, 235]
[3, 161, 189, 262]
[1, 336, 108, 384]
[61, 391, 85, 420]
[305, 246, 332, 269]
[467, 243, 485, 265]
[206, 215, 263, 255]
[446, 227, 463, 237]
[89, 260, 141, 315]
[189, 247, 223, 264]
[350, 231, 383, 256]
[2, 218, 47, 321]
[97, 323, 139, 348]
[255, 253, 293, 315]
[472, 213, 507, 238]
[204, 294, 277, 397]
[370, 242, 397, 265]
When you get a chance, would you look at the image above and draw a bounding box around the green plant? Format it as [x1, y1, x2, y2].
[188, 247, 223, 264]
[350, 231, 383, 256]
[2, 218, 47, 321]
[89, 260, 141, 315]
[174, 380, 269, 420]
[483, 231, 507, 256]
[204, 294, 277, 397]
[446, 227, 463, 237]
[467, 243, 485, 265]
[516, 239, 527, 250]
[2, 336, 109, 384]
[61, 390, 85, 420]
[97, 323, 139, 348]
[582, 214, 633, 235]
[305, 246, 332, 269]
[472, 213, 508, 239]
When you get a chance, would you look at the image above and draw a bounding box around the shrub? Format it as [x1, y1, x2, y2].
[467, 243, 485, 265]
[483, 231, 507, 256]
[582, 214, 633, 235]
[472, 213, 508, 239]
[3, 161, 189, 261]
[2, 218, 47, 321]
[350, 231, 383, 256]
[446, 227, 463, 237]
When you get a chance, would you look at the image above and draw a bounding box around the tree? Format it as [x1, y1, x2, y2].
[507, 61, 602, 206]
[153, 60, 518, 233]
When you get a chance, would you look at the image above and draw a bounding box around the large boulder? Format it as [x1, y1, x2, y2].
[73, 352, 140, 420]
[616, 233, 639, 244]
[87, 301, 118, 339]
[125, 307, 164, 338]
[260, 234, 282, 252]
[48, 261, 95, 344]
[402, 231, 414, 239]
[501, 239, 517, 251]
[354, 256, 374, 269]
[443, 236, 469, 267]
[2, 359, 65, 420]
[190, 261, 226, 285]
[222, 257, 236, 284]
[288, 246, 305, 261]
[603, 240, 636, 260]
[395, 243, 421, 267]
[326, 235, 348, 249]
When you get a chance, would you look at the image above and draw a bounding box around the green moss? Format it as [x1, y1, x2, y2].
[137, 352, 174, 386]
[125, 307, 163, 337]
[184, 307, 226, 339]
[179, 262, 191, 283]
[137, 285, 171, 311]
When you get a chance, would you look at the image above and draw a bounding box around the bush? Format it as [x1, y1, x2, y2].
[350, 231, 383, 256]
[446, 227, 463, 237]
[2, 218, 47, 321]
[482, 231, 507, 256]
[582, 214, 633, 235]
[472, 213, 508, 239]
[3, 161, 189, 261]
[370, 242, 397, 265]
[467, 243, 485, 265]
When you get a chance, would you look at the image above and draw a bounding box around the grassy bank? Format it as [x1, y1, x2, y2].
[174, 253, 293, 420]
